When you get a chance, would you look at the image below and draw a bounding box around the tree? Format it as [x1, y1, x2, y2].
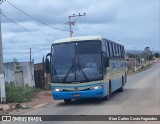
[155, 53, 160, 58]
[144, 47, 152, 60]
[13, 58, 20, 70]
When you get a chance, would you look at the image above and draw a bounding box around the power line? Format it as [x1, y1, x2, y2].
[2, 9, 54, 36]
[4, 0, 68, 32]
[2, 12, 52, 55]
[2, 12, 16, 33]
[73, 16, 80, 23]
[4, 53, 29, 55]
[2, 13, 51, 51]
[2, 11, 63, 42]
[2, 12, 31, 32]
[2, 11, 55, 43]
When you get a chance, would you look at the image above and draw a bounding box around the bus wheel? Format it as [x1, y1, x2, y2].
[103, 94, 110, 101]
[64, 99, 71, 103]
[118, 76, 124, 92]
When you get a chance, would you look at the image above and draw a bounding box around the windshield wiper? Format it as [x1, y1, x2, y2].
[63, 58, 89, 82]
[77, 63, 89, 81]
[62, 65, 74, 82]
[63, 59, 74, 82]
[77, 58, 89, 81]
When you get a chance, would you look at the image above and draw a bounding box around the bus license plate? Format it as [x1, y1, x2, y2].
[73, 94, 80, 97]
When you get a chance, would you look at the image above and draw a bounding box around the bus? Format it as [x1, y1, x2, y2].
[46, 36, 127, 103]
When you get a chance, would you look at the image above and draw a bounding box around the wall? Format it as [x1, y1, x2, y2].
[3, 62, 15, 84]
[4, 62, 35, 87]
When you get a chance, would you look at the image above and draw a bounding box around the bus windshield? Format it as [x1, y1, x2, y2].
[51, 40, 103, 83]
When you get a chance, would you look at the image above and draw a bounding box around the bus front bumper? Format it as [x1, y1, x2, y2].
[52, 88, 105, 100]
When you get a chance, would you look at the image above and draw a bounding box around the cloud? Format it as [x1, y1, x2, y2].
[2, 0, 120, 24]
[1, 0, 159, 63]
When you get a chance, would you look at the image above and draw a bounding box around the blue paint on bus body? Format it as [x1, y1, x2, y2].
[52, 86, 106, 100]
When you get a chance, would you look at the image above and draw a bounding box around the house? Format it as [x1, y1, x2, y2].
[126, 58, 136, 69]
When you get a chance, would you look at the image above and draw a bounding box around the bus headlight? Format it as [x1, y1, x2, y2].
[53, 88, 63, 92]
[90, 85, 103, 90]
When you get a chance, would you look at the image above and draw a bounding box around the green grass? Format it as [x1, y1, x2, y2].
[2, 83, 42, 103]
[135, 63, 153, 73]
[127, 63, 154, 75]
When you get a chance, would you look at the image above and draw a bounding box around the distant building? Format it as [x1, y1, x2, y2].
[4, 62, 35, 87]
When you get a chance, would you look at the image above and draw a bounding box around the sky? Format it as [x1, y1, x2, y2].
[0, 0, 160, 63]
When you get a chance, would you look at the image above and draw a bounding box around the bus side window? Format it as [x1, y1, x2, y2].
[116, 45, 120, 58]
[116, 45, 118, 58]
[109, 42, 113, 59]
[112, 43, 116, 58]
[111, 43, 115, 58]
[117, 45, 121, 58]
[119, 46, 122, 58]
[122, 46, 124, 58]
[120, 46, 124, 58]
[102, 39, 106, 54]
[115, 44, 118, 58]
[105, 41, 110, 58]
[107, 42, 111, 58]
[117, 45, 120, 58]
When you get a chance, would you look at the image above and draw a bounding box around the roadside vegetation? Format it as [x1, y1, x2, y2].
[135, 63, 153, 73]
[1, 83, 41, 103]
[126, 47, 159, 75]
[127, 62, 154, 75]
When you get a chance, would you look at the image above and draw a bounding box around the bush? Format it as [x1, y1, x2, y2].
[4, 83, 41, 103]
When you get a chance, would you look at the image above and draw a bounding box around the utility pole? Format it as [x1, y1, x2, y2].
[30, 48, 32, 63]
[66, 13, 86, 37]
[0, 9, 3, 74]
[133, 47, 136, 72]
[140, 54, 141, 67]
[152, 48, 154, 58]
[0, 1, 6, 103]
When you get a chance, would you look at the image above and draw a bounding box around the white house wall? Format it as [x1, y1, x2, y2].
[4, 62, 35, 87]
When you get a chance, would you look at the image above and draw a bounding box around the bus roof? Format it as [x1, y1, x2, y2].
[53, 36, 103, 44]
[53, 35, 124, 47]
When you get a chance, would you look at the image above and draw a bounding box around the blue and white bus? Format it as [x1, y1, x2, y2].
[46, 36, 127, 103]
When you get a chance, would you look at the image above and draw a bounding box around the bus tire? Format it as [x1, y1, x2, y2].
[118, 76, 124, 92]
[103, 94, 110, 101]
[64, 99, 71, 103]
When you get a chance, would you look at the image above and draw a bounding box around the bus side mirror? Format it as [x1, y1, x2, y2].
[45, 53, 52, 73]
[104, 56, 109, 67]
